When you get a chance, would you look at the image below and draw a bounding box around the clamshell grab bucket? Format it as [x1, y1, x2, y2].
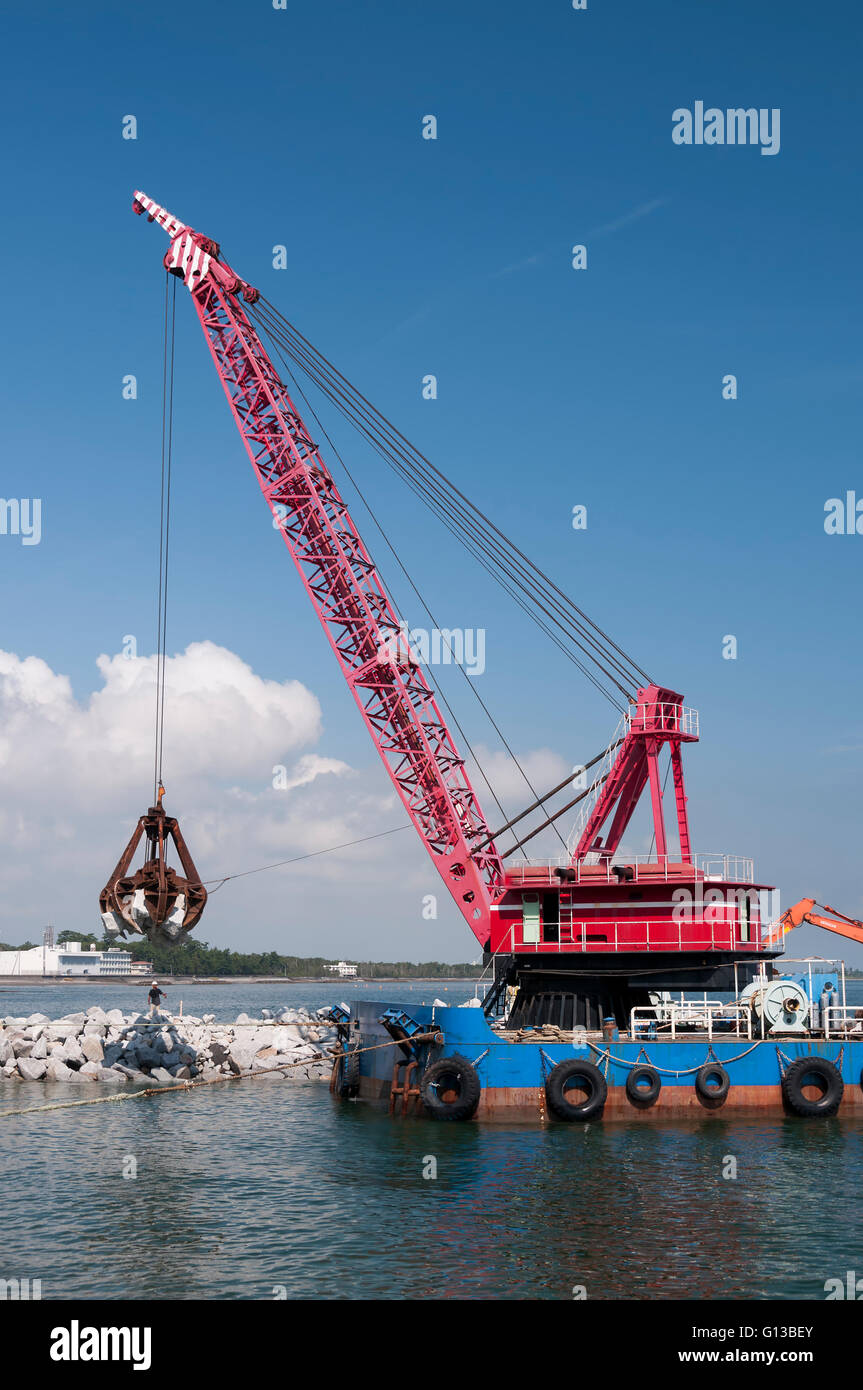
[99, 799, 207, 948]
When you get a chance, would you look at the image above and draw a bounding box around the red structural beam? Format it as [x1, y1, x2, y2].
[133, 193, 504, 947]
[573, 685, 697, 864]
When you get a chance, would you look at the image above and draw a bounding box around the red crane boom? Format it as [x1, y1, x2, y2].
[133, 193, 504, 947]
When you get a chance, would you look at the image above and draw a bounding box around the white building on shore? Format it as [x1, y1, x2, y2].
[325, 961, 358, 978]
[0, 941, 133, 977]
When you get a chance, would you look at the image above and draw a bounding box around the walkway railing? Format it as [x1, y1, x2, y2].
[630, 1000, 754, 1040]
[823, 1005, 863, 1039]
[493, 917, 767, 955]
[505, 852, 755, 886]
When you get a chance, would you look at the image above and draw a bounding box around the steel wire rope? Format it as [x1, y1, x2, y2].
[250, 301, 648, 703]
[250, 303, 624, 708]
[258, 331, 510, 834]
[254, 298, 650, 691]
[247, 323, 619, 700]
[154, 275, 177, 799]
[251, 302, 638, 700]
[203, 824, 413, 891]
[253, 317, 570, 855]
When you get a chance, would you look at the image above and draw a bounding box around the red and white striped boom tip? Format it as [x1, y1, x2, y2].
[133, 190, 213, 286]
[132, 191, 187, 239]
[132, 190, 260, 301]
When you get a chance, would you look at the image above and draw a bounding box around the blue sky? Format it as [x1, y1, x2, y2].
[1, 0, 862, 962]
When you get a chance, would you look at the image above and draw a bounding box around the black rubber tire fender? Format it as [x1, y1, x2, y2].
[782, 1056, 844, 1118]
[695, 1063, 730, 1104]
[546, 1059, 607, 1122]
[625, 1063, 662, 1107]
[421, 1053, 481, 1121]
[336, 1042, 361, 1098]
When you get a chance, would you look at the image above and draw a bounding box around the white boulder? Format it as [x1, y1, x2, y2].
[80, 1035, 105, 1063]
[46, 1058, 74, 1081]
[18, 1057, 47, 1081]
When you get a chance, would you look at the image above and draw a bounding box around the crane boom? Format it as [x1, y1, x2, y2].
[133, 193, 504, 946]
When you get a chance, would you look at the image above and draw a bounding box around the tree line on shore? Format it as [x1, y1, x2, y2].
[0, 931, 482, 979]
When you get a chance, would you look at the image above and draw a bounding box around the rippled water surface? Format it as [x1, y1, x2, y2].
[1, 981, 861, 1300]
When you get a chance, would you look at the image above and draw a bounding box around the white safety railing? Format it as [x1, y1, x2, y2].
[694, 853, 755, 884]
[506, 852, 755, 886]
[568, 715, 628, 850]
[628, 701, 700, 738]
[630, 1000, 753, 1040]
[493, 917, 767, 955]
[822, 1005, 863, 1039]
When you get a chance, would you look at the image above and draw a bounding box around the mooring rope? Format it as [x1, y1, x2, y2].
[0, 1032, 442, 1120]
[586, 1039, 764, 1077]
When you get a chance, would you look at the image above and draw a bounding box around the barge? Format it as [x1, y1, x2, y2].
[332, 955, 863, 1122]
[130, 196, 863, 1125]
[330, 693, 863, 1123]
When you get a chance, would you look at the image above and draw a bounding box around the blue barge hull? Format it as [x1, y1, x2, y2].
[348, 1000, 863, 1122]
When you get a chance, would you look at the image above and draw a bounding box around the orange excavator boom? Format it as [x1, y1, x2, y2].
[778, 897, 863, 947]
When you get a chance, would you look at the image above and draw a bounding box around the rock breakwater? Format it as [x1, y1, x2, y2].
[0, 1005, 338, 1085]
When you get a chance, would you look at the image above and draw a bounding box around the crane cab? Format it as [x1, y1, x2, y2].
[491, 854, 775, 957]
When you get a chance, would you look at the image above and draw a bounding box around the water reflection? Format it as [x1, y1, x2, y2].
[1, 981, 861, 1299]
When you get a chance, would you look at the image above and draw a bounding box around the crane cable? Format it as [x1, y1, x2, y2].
[254, 324, 569, 855]
[258, 329, 510, 834]
[255, 305, 621, 711]
[250, 298, 645, 693]
[153, 274, 177, 801]
[249, 298, 652, 704]
[208, 807, 631, 897]
[250, 300, 637, 705]
[203, 824, 413, 891]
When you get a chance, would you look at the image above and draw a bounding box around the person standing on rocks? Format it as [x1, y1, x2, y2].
[147, 981, 167, 1018]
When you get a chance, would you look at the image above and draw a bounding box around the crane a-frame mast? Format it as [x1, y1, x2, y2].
[133, 193, 504, 947]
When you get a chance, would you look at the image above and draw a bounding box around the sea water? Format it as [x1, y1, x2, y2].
[1, 980, 861, 1300]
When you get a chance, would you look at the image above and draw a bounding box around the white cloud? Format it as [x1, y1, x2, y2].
[89, 641, 323, 788]
[468, 744, 571, 805]
[586, 198, 668, 240]
[0, 643, 367, 936]
[0, 643, 573, 958]
[0, 641, 325, 815]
